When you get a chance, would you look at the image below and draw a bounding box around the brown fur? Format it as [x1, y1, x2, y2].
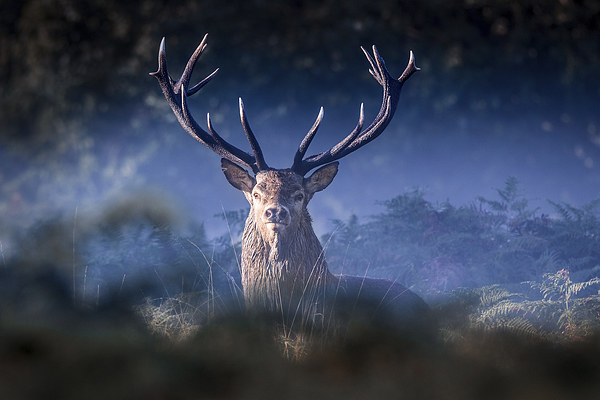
[151, 37, 426, 327]
[223, 162, 428, 325]
[241, 208, 332, 318]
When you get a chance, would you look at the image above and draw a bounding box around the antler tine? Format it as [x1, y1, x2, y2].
[180, 34, 220, 96]
[399, 50, 420, 83]
[188, 67, 219, 96]
[360, 46, 380, 83]
[175, 33, 209, 94]
[291, 107, 324, 171]
[151, 36, 268, 173]
[179, 84, 251, 167]
[149, 37, 171, 85]
[371, 46, 390, 80]
[291, 47, 418, 176]
[205, 112, 252, 166]
[330, 103, 364, 157]
[239, 98, 269, 171]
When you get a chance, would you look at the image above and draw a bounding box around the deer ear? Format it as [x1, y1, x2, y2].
[304, 162, 339, 194]
[221, 159, 255, 193]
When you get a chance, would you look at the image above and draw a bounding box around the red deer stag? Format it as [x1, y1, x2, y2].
[151, 35, 428, 327]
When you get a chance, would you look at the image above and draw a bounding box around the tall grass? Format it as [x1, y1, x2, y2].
[2, 188, 600, 399]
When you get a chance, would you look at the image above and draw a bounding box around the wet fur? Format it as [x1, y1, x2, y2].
[225, 162, 428, 326]
[241, 207, 332, 318]
[241, 200, 428, 324]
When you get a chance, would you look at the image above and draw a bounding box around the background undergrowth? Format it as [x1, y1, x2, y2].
[2, 179, 600, 398]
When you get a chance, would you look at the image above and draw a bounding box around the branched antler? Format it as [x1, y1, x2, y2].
[150, 35, 268, 173]
[290, 46, 419, 175]
[151, 36, 418, 176]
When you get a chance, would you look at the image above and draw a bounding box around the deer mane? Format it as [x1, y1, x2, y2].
[241, 209, 331, 312]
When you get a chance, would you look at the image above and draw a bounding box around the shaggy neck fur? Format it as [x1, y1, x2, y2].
[241, 209, 334, 315]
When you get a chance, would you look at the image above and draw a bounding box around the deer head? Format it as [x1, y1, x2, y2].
[151, 35, 419, 313]
[220, 159, 338, 244]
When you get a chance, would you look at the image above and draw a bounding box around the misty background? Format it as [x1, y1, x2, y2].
[3, 3, 600, 396]
[1, 0, 599, 248]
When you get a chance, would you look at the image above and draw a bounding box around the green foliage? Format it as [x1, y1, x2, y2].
[530, 269, 600, 311]
[325, 179, 600, 294]
[477, 176, 538, 232]
[545, 199, 600, 271]
[80, 221, 200, 302]
[7, 196, 244, 313]
[4, 0, 599, 145]
[442, 271, 600, 340]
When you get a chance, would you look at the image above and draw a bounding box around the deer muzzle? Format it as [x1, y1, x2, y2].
[263, 204, 290, 231]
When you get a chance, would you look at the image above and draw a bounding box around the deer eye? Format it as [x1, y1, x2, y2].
[253, 192, 261, 200]
[294, 193, 304, 202]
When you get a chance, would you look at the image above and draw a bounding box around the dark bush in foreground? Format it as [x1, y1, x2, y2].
[1, 272, 600, 400]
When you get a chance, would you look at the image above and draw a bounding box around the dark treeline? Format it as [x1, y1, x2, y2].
[2, 0, 599, 143]
[2, 0, 600, 232]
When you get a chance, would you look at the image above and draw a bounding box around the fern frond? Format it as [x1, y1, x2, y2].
[477, 285, 519, 308]
[549, 200, 573, 221]
[475, 314, 541, 338]
[477, 300, 522, 323]
[568, 277, 600, 297]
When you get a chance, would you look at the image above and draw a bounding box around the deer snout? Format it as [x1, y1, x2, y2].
[263, 204, 290, 226]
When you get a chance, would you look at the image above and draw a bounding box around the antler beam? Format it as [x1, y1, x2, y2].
[150, 35, 269, 173]
[290, 46, 419, 176]
[152, 35, 418, 177]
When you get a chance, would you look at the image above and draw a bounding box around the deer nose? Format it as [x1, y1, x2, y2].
[264, 205, 289, 224]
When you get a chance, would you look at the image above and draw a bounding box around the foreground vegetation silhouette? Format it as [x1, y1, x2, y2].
[2, 180, 600, 398]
